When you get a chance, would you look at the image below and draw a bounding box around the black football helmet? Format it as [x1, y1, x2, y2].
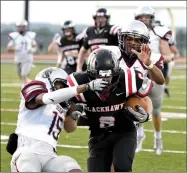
[93, 8, 110, 28]
[61, 20, 75, 37]
[87, 48, 120, 91]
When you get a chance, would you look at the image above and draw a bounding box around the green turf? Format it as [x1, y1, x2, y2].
[1, 64, 187, 172]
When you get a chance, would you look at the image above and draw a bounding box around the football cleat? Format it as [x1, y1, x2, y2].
[135, 134, 146, 153]
[154, 138, 163, 155]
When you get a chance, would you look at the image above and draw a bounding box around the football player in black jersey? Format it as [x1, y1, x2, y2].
[48, 20, 87, 74]
[68, 48, 153, 172]
[76, 8, 121, 72]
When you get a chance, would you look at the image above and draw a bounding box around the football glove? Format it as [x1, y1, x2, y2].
[126, 105, 150, 123]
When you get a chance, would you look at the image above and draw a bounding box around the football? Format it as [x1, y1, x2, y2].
[126, 95, 152, 114]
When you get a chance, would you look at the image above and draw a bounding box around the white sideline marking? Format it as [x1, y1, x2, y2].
[1, 108, 187, 115]
[162, 106, 186, 110]
[0, 141, 186, 154]
[1, 122, 186, 134]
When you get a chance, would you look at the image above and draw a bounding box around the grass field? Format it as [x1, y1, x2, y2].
[1, 64, 187, 172]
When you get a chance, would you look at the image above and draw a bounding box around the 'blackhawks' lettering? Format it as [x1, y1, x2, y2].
[85, 102, 125, 112]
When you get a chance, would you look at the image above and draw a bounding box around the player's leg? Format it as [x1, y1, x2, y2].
[149, 83, 164, 155]
[20, 61, 32, 85]
[87, 133, 113, 172]
[11, 151, 41, 172]
[113, 130, 137, 172]
[165, 61, 175, 96]
[42, 155, 82, 172]
[163, 62, 170, 97]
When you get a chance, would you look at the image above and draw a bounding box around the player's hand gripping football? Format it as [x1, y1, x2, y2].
[131, 44, 152, 66]
[126, 105, 150, 123]
[88, 79, 108, 92]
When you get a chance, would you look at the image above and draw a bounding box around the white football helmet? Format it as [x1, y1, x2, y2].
[134, 5, 155, 28]
[35, 67, 68, 91]
[16, 19, 28, 27]
[118, 20, 149, 55]
[16, 19, 28, 34]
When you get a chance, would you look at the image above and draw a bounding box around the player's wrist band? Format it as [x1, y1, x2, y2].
[143, 62, 154, 70]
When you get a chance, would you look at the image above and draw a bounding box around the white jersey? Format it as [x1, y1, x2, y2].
[149, 25, 172, 53]
[16, 80, 67, 149]
[93, 45, 164, 77]
[8, 31, 37, 63]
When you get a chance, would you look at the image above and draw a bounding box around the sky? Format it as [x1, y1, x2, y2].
[1, 1, 186, 28]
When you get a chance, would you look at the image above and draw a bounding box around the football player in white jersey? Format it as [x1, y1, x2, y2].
[154, 20, 181, 97]
[134, 5, 174, 155]
[7, 20, 38, 87]
[6, 67, 108, 172]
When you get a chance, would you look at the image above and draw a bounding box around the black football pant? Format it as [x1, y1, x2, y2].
[87, 130, 137, 172]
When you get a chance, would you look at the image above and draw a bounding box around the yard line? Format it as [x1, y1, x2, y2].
[0, 141, 186, 154]
[162, 106, 186, 110]
[1, 122, 186, 134]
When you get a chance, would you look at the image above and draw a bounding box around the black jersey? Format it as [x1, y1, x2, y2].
[82, 25, 120, 50]
[56, 34, 83, 67]
[67, 69, 153, 135]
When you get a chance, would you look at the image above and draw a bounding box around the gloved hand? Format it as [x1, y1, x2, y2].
[126, 105, 150, 123]
[71, 103, 86, 121]
[88, 79, 108, 92]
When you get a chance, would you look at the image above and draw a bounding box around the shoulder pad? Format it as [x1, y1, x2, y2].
[67, 72, 89, 86]
[150, 52, 162, 64]
[21, 80, 48, 102]
[26, 31, 36, 39]
[76, 27, 88, 41]
[153, 26, 171, 38]
[67, 73, 88, 103]
[109, 25, 121, 35]
[8, 32, 19, 40]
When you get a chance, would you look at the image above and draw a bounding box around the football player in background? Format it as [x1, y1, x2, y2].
[68, 48, 153, 172]
[154, 20, 181, 97]
[134, 5, 173, 155]
[7, 20, 38, 87]
[48, 20, 87, 74]
[6, 67, 107, 172]
[76, 8, 121, 72]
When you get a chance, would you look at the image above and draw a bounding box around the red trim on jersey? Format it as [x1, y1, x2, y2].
[67, 75, 82, 102]
[127, 68, 133, 95]
[162, 30, 172, 41]
[155, 55, 164, 70]
[111, 26, 119, 35]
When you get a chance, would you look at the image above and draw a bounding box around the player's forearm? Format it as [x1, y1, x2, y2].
[36, 84, 88, 105]
[7, 46, 15, 53]
[48, 42, 57, 53]
[160, 40, 173, 63]
[77, 47, 87, 71]
[64, 115, 77, 133]
[148, 65, 165, 85]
